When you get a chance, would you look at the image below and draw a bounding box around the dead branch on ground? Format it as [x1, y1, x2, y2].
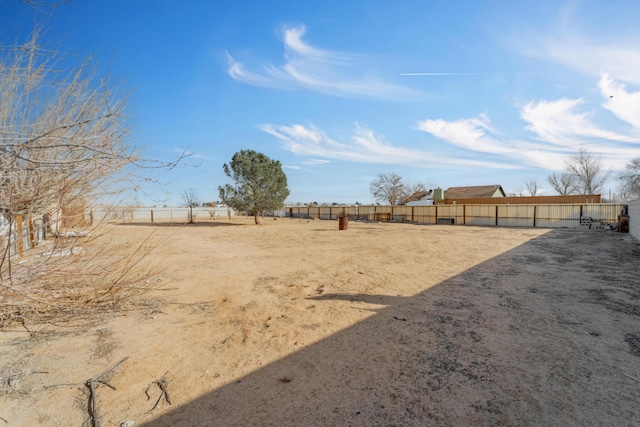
[145, 371, 172, 413]
[84, 356, 129, 427]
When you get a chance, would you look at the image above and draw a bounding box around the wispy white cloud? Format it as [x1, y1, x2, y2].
[512, 147, 569, 171]
[257, 66, 638, 174]
[417, 114, 513, 155]
[540, 37, 640, 84]
[599, 74, 640, 129]
[520, 97, 630, 146]
[501, 3, 639, 85]
[416, 74, 640, 172]
[227, 25, 420, 100]
[518, 88, 639, 172]
[283, 158, 330, 172]
[281, 25, 350, 63]
[226, 53, 293, 91]
[260, 122, 518, 169]
[415, 114, 573, 171]
[300, 159, 330, 165]
[506, 17, 640, 85]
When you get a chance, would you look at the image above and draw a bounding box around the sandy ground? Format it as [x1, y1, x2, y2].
[1, 217, 639, 426]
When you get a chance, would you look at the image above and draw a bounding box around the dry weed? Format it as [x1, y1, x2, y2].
[0, 223, 165, 329]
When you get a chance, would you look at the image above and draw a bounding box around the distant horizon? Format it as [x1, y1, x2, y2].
[106, 192, 614, 209]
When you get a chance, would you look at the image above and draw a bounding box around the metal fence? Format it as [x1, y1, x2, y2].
[629, 200, 640, 241]
[88, 207, 236, 224]
[0, 207, 237, 259]
[3, 203, 630, 260]
[287, 204, 624, 229]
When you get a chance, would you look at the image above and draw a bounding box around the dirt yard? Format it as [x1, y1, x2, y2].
[1, 217, 639, 426]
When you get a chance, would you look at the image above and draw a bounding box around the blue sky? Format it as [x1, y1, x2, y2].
[2, 0, 639, 205]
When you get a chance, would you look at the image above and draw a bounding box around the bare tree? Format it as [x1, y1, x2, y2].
[0, 29, 152, 216]
[0, 30, 186, 324]
[524, 180, 539, 196]
[547, 172, 577, 195]
[181, 188, 200, 223]
[181, 188, 200, 208]
[618, 157, 640, 200]
[545, 149, 609, 197]
[370, 173, 404, 205]
[565, 148, 610, 195]
[404, 181, 427, 197]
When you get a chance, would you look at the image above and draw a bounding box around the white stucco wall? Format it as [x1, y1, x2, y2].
[406, 199, 434, 206]
[629, 200, 640, 241]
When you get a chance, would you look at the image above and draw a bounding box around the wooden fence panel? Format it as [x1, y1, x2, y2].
[439, 195, 601, 204]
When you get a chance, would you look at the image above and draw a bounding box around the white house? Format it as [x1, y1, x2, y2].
[402, 189, 435, 206]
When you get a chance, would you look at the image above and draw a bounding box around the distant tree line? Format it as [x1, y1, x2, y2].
[519, 148, 639, 201]
[546, 148, 611, 196]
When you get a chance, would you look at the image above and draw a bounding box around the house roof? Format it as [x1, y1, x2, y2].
[401, 190, 433, 204]
[444, 185, 505, 199]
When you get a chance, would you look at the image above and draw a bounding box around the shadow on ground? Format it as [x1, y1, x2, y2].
[143, 229, 640, 426]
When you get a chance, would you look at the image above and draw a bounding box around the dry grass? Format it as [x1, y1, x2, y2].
[0, 223, 165, 330]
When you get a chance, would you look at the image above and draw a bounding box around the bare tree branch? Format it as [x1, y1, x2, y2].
[524, 180, 538, 196]
[565, 147, 611, 195]
[0, 28, 188, 326]
[547, 172, 577, 196]
[180, 188, 200, 208]
[370, 173, 404, 205]
[618, 157, 640, 200]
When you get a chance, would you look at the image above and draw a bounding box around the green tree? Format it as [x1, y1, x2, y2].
[218, 150, 290, 224]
